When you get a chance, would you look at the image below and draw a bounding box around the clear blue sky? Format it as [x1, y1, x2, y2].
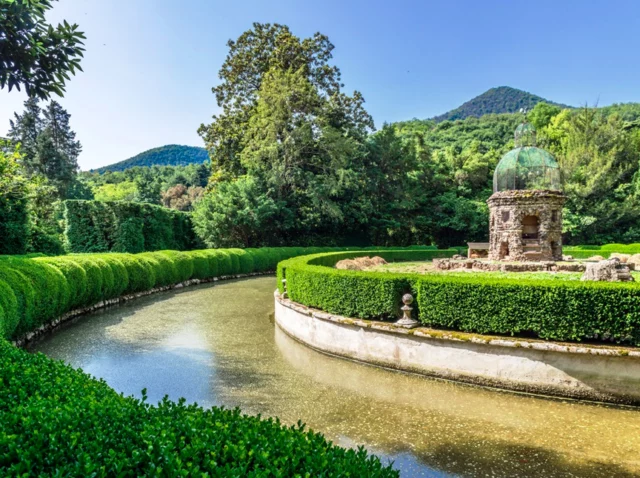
[1, 0, 639, 170]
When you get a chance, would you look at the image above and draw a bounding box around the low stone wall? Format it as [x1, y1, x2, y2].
[274, 292, 640, 405]
[434, 258, 587, 273]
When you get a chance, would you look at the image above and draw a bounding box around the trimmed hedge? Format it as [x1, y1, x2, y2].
[564, 243, 640, 258]
[0, 340, 396, 476]
[278, 250, 640, 346]
[63, 200, 202, 253]
[278, 250, 461, 319]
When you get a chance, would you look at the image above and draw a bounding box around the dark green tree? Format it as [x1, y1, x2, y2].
[9, 99, 81, 196]
[198, 22, 373, 176]
[0, 0, 85, 99]
[0, 141, 30, 254]
[193, 176, 285, 248]
[134, 169, 161, 204]
[7, 97, 41, 163]
[194, 163, 211, 187]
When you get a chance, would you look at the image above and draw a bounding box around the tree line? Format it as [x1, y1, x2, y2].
[3, 7, 640, 253]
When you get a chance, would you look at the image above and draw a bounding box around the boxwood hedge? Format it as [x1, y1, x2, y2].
[0, 339, 397, 476]
[278, 250, 640, 346]
[564, 243, 640, 258]
[278, 250, 460, 319]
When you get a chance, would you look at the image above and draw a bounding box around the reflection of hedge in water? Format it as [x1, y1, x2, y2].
[63, 199, 201, 253]
[278, 250, 640, 346]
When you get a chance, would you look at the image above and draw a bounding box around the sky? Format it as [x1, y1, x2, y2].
[1, 0, 640, 170]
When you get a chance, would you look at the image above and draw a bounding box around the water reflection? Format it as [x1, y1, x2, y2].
[31, 277, 640, 477]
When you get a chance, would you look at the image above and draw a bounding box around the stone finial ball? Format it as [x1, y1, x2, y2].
[402, 293, 413, 305]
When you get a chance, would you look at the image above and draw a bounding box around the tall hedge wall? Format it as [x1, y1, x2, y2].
[63, 200, 202, 253]
[278, 250, 640, 346]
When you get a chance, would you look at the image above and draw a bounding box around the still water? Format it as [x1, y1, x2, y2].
[30, 277, 640, 477]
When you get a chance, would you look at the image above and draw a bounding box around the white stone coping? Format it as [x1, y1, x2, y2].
[275, 291, 640, 358]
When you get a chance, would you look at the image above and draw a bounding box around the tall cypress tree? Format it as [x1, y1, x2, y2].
[8, 98, 42, 171]
[8, 99, 81, 197]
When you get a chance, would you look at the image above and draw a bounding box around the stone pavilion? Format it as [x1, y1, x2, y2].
[487, 123, 565, 261]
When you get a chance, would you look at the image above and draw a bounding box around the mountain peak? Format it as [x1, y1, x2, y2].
[432, 86, 570, 122]
[93, 144, 208, 173]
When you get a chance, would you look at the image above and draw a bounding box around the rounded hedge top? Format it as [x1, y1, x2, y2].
[493, 146, 562, 192]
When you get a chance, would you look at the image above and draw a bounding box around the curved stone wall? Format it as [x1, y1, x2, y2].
[274, 291, 640, 405]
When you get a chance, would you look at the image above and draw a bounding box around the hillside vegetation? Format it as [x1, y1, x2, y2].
[433, 86, 570, 122]
[94, 145, 208, 173]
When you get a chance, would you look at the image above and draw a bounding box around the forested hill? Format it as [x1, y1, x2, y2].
[94, 145, 209, 173]
[432, 86, 570, 122]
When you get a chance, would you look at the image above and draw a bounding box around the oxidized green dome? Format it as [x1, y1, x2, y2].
[493, 146, 562, 192]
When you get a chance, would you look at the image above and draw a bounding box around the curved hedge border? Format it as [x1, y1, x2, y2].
[278, 250, 640, 346]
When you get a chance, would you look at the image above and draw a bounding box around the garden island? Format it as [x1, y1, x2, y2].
[2, 2, 640, 477]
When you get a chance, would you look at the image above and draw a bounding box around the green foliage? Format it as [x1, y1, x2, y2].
[93, 181, 137, 201]
[9, 99, 81, 196]
[94, 145, 209, 173]
[0, 0, 85, 99]
[279, 251, 640, 346]
[195, 23, 373, 248]
[63, 200, 201, 253]
[193, 176, 285, 248]
[199, 22, 372, 176]
[0, 141, 30, 254]
[415, 275, 640, 345]
[432, 86, 570, 123]
[0, 339, 397, 477]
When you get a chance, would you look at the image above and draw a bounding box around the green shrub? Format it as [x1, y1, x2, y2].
[0, 258, 69, 332]
[279, 249, 460, 318]
[245, 248, 269, 272]
[64, 256, 104, 306]
[0, 267, 35, 338]
[139, 253, 176, 287]
[199, 250, 220, 278]
[115, 254, 155, 293]
[228, 248, 255, 274]
[95, 254, 130, 298]
[158, 251, 194, 283]
[216, 250, 233, 276]
[35, 257, 88, 310]
[189, 251, 212, 280]
[0, 339, 397, 477]
[415, 275, 640, 345]
[0, 280, 18, 339]
[224, 249, 241, 274]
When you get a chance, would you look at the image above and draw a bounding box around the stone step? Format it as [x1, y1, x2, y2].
[523, 252, 544, 261]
